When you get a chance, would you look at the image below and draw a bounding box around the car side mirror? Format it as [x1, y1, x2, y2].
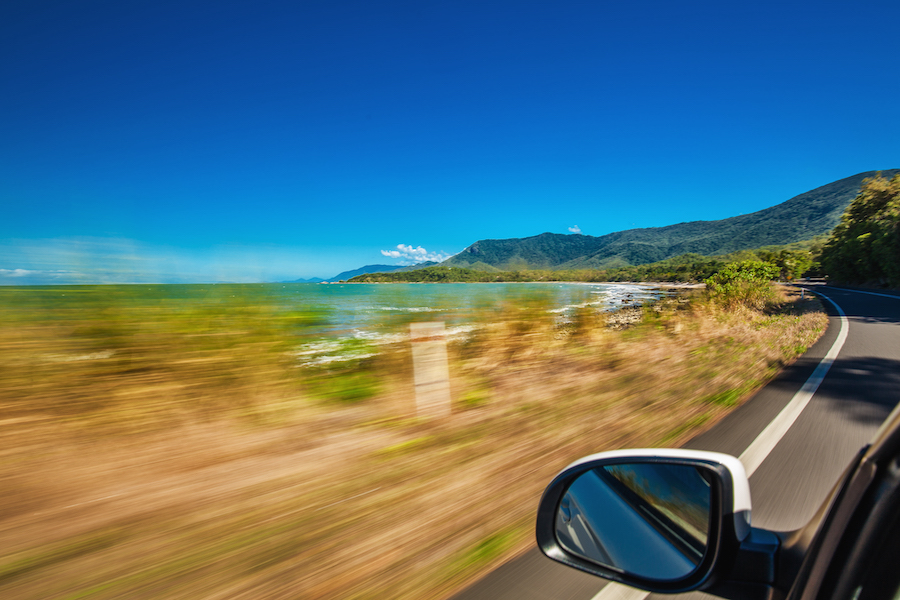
[536, 449, 753, 594]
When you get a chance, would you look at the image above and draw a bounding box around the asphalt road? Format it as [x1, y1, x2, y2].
[450, 286, 900, 600]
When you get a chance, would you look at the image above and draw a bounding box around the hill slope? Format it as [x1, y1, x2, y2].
[327, 262, 438, 282]
[443, 170, 898, 270]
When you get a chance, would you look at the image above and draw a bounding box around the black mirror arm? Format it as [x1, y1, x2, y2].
[732, 528, 780, 585]
[704, 528, 782, 600]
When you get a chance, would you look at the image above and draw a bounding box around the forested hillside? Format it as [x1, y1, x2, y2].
[350, 239, 820, 283]
[326, 261, 438, 282]
[443, 170, 898, 271]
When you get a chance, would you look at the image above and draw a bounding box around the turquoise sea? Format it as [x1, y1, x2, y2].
[278, 281, 663, 333]
[267, 282, 666, 365]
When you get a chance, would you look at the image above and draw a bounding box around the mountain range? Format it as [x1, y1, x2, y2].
[292, 262, 441, 283]
[441, 169, 898, 271]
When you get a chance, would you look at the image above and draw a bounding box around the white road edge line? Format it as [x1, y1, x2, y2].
[739, 290, 847, 477]
[590, 289, 848, 600]
[830, 288, 900, 300]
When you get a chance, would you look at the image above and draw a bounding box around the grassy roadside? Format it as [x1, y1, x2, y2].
[0, 285, 826, 599]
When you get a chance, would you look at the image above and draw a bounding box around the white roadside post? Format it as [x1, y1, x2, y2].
[409, 322, 452, 418]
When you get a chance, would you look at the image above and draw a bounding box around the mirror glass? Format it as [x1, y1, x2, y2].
[556, 462, 712, 581]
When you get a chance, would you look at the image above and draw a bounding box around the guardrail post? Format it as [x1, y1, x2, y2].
[409, 322, 451, 418]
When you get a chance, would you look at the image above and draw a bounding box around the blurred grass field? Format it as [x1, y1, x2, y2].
[0, 284, 826, 599]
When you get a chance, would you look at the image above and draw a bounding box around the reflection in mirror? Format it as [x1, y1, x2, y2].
[555, 462, 711, 581]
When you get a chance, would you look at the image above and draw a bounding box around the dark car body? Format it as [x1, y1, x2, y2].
[535, 401, 900, 599]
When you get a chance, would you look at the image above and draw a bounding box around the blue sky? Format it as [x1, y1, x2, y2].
[2, 0, 898, 283]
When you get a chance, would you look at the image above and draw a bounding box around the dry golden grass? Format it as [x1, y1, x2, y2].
[0, 285, 826, 600]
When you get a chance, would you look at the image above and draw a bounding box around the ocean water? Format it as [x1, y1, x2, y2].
[268, 282, 666, 365]
[3, 281, 663, 332]
[274, 282, 664, 334]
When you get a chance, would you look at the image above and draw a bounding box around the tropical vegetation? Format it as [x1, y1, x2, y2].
[820, 173, 900, 286]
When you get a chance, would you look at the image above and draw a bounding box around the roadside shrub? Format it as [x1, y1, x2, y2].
[704, 261, 780, 310]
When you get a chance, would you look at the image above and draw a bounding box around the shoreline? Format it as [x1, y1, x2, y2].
[328, 280, 706, 288]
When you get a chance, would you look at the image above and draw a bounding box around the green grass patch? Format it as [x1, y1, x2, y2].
[702, 388, 743, 407]
[658, 413, 712, 445]
[448, 527, 522, 575]
[374, 436, 437, 458]
[0, 528, 127, 586]
[304, 369, 381, 403]
[459, 389, 491, 409]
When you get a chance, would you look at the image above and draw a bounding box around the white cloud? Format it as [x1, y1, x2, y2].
[0, 237, 337, 284]
[0, 268, 81, 284]
[0, 268, 37, 277]
[568, 225, 582, 234]
[380, 244, 453, 265]
[0, 237, 459, 284]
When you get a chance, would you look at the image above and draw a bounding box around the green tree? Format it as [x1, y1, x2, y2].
[758, 249, 814, 280]
[820, 173, 900, 285]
